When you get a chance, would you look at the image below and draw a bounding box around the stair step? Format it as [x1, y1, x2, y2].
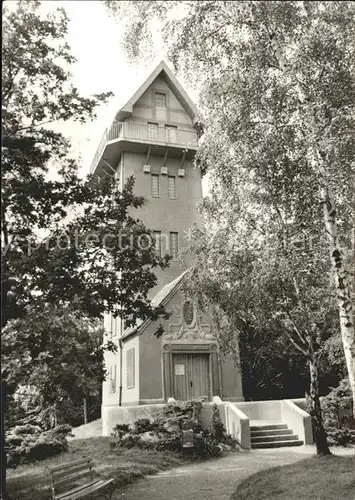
[251, 434, 299, 443]
[252, 439, 304, 449]
[251, 429, 293, 437]
[250, 424, 288, 431]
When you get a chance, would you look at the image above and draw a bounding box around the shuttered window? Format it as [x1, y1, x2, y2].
[168, 176, 176, 199]
[109, 365, 117, 394]
[153, 231, 161, 257]
[155, 92, 166, 108]
[126, 348, 135, 389]
[151, 174, 159, 198]
[109, 315, 114, 338]
[170, 232, 179, 261]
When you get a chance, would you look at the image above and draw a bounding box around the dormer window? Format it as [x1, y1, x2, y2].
[155, 92, 166, 108]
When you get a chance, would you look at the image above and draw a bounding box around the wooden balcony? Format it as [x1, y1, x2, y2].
[90, 121, 198, 175]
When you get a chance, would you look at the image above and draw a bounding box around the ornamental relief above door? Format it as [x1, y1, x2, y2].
[164, 298, 215, 341]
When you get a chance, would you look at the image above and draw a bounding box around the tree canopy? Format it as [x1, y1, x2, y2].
[2, 0, 169, 329]
[2, 304, 113, 427]
[1, 3, 171, 495]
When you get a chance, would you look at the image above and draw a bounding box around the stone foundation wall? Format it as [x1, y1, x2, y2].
[102, 402, 216, 436]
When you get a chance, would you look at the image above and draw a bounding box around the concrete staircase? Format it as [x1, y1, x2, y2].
[250, 422, 303, 449]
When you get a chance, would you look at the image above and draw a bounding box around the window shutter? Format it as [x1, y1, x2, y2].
[126, 348, 135, 388]
[168, 176, 176, 199]
[170, 232, 179, 260]
[151, 174, 159, 197]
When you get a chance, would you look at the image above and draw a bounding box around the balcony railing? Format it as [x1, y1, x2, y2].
[90, 122, 198, 174]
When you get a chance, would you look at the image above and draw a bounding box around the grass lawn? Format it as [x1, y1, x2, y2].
[231, 455, 355, 500]
[7, 437, 183, 500]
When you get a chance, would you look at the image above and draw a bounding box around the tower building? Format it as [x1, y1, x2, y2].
[90, 61, 243, 434]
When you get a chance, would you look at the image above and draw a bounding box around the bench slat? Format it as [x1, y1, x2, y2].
[55, 479, 114, 500]
[52, 462, 92, 482]
[50, 458, 91, 473]
[55, 479, 102, 500]
[54, 469, 93, 488]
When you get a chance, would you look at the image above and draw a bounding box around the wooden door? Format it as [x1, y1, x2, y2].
[190, 354, 209, 399]
[172, 354, 210, 400]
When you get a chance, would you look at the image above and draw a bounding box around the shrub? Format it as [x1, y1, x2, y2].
[110, 399, 238, 458]
[6, 424, 72, 467]
[133, 418, 156, 434]
[10, 424, 43, 436]
[112, 423, 131, 438]
[212, 404, 226, 441]
[194, 430, 222, 457]
[322, 379, 355, 447]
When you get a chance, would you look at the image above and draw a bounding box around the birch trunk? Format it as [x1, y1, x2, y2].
[1, 371, 8, 500]
[323, 187, 355, 416]
[83, 397, 88, 425]
[308, 357, 331, 455]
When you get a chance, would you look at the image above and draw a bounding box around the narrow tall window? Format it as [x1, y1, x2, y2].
[168, 176, 176, 199]
[165, 125, 177, 143]
[126, 348, 135, 389]
[170, 232, 179, 260]
[153, 231, 161, 257]
[109, 314, 114, 338]
[148, 122, 158, 140]
[155, 92, 166, 108]
[111, 365, 117, 393]
[109, 365, 116, 394]
[151, 174, 160, 198]
[109, 366, 112, 393]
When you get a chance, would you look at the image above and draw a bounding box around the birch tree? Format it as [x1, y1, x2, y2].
[106, 0, 355, 413]
[180, 146, 337, 454]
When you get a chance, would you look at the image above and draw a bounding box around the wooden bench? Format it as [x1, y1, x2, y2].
[49, 458, 114, 500]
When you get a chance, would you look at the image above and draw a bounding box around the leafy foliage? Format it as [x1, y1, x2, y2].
[239, 325, 310, 401]
[6, 424, 72, 468]
[1, 3, 170, 495]
[2, 304, 115, 431]
[2, 0, 169, 329]
[322, 379, 355, 447]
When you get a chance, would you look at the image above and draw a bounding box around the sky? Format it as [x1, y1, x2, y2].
[42, 0, 166, 173]
[5, 1, 202, 181]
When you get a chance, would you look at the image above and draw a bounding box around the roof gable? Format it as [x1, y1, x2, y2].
[121, 270, 188, 341]
[116, 61, 199, 126]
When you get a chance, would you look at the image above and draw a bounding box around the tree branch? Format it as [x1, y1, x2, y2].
[288, 332, 310, 358]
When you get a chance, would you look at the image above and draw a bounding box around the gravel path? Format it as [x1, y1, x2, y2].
[114, 449, 306, 500]
[115, 446, 354, 500]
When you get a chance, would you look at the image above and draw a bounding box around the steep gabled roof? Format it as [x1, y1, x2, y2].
[121, 270, 188, 341]
[115, 60, 199, 126]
